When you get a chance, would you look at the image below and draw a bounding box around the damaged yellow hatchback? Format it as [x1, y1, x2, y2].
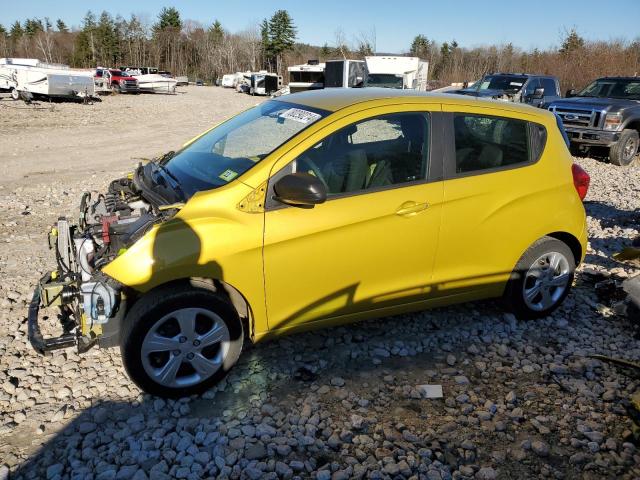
[30, 89, 589, 397]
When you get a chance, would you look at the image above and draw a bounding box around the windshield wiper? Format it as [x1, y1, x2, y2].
[150, 161, 185, 200]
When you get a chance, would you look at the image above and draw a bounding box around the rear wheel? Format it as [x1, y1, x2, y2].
[10, 87, 19, 100]
[503, 237, 575, 319]
[610, 129, 639, 167]
[120, 281, 244, 397]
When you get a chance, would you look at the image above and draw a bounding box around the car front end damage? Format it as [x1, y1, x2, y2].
[29, 166, 179, 354]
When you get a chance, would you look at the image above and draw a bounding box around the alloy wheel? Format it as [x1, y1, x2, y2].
[140, 308, 230, 388]
[623, 137, 638, 161]
[522, 251, 571, 312]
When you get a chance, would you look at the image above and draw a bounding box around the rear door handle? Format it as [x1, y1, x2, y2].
[396, 201, 429, 216]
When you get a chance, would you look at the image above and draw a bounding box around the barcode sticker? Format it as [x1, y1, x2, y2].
[279, 108, 322, 124]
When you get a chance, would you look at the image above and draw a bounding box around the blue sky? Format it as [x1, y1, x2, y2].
[3, 0, 639, 53]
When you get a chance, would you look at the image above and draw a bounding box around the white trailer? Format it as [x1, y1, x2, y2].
[324, 59, 366, 88]
[0, 58, 95, 100]
[364, 56, 428, 90]
[288, 62, 325, 93]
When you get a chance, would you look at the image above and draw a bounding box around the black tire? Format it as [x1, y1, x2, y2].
[120, 280, 244, 398]
[610, 129, 639, 167]
[503, 236, 575, 319]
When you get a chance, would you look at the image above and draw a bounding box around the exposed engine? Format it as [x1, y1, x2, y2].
[33, 166, 177, 353]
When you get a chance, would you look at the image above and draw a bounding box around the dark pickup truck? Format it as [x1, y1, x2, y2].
[548, 77, 640, 166]
[454, 73, 561, 107]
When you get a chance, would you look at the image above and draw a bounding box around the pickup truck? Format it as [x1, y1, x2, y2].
[548, 77, 640, 166]
[454, 73, 561, 107]
[96, 68, 139, 93]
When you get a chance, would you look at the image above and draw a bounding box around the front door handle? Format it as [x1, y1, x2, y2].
[396, 201, 429, 217]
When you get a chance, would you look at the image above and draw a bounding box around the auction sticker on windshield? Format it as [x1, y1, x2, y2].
[219, 169, 239, 182]
[279, 108, 322, 124]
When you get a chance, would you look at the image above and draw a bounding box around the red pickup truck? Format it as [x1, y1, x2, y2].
[96, 68, 139, 93]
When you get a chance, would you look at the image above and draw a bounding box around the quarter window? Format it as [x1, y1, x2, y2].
[453, 114, 530, 174]
[292, 113, 429, 195]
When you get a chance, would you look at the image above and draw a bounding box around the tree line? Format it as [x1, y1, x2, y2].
[0, 7, 638, 90]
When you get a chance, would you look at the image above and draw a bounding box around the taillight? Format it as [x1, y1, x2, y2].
[571, 164, 590, 201]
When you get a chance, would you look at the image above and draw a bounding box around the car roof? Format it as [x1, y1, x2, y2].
[597, 76, 640, 80]
[273, 88, 552, 118]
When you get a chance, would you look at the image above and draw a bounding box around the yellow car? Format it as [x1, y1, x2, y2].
[30, 89, 589, 397]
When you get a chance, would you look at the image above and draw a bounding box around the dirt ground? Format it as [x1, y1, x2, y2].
[0, 86, 263, 189]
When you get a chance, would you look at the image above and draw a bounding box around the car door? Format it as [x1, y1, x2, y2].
[432, 104, 548, 299]
[523, 78, 542, 106]
[540, 77, 560, 104]
[262, 105, 444, 333]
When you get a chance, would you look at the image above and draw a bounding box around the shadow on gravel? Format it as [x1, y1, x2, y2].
[585, 200, 639, 230]
[11, 399, 155, 480]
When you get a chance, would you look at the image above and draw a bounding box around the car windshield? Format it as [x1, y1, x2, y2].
[576, 79, 640, 100]
[476, 75, 527, 93]
[160, 100, 329, 199]
[365, 73, 404, 89]
[110, 70, 125, 76]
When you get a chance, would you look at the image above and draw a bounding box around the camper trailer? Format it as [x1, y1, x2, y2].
[288, 61, 325, 93]
[246, 73, 282, 96]
[364, 56, 428, 90]
[0, 58, 95, 100]
[221, 74, 237, 88]
[324, 59, 366, 88]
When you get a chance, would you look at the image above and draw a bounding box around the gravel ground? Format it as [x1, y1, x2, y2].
[0, 88, 639, 480]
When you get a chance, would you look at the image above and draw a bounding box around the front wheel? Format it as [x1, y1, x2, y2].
[10, 87, 19, 100]
[120, 281, 244, 397]
[503, 237, 575, 319]
[610, 129, 639, 167]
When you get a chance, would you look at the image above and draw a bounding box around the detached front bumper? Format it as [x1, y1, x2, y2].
[565, 128, 620, 147]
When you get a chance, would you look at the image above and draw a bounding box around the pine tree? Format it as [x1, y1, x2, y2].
[267, 10, 296, 74]
[10, 21, 23, 39]
[260, 19, 272, 70]
[24, 18, 44, 37]
[320, 42, 331, 57]
[154, 7, 182, 32]
[209, 20, 223, 45]
[560, 29, 585, 54]
[0, 24, 6, 36]
[410, 35, 430, 58]
[56, 19, 68, 33]
[96, 11, 119, 65]
[73, 11, 98, 66]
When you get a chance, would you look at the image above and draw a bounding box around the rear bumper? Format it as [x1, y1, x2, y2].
[28, 286, 76, 355]
[565, 128, 620, 147]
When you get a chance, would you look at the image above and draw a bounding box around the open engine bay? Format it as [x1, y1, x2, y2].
[29, 163, 180, 354]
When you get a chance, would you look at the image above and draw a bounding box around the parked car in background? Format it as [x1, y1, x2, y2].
[548, 77, 640, 166]
[96, 68, 139, 93]
[455, 73, 561, 107]
[30, 89, 588, 397]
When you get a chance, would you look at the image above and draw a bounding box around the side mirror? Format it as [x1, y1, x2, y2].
[273, 173, 327, 208]
[566, 89, 576, 98]
[532, 87, 545, 99]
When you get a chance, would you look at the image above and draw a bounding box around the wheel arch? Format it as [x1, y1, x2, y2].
[546, 231, 582, 266]
[623, 120, 640, 135]
[126, 276, 255, 342]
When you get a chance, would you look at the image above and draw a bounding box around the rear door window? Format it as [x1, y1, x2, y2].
[453, 114, 533, 174]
